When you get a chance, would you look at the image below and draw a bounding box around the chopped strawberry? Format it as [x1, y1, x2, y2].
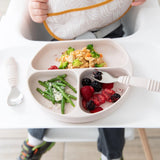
[80, 86, 94, 101]
[89, 85, 94, 93]
[101, 90, 110, 101]
[48, 65, 58, 70]
[103, 88, 115, 95]
[101, 88, 115, 101]
[102, 83, 114, 89]
[91, 95, 101, 107]
[82, 99, 87, 110]
[90, 107, 103, 113]
[96, 94, 106, 105]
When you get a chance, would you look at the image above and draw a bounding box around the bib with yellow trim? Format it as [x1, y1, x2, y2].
[44, 0, 133, 40]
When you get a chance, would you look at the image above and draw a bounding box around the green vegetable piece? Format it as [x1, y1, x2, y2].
[59, 61, 69, 69]
[72, 59, 83, 67]
[67, 94, 77, 100]
[66, 47, 75, 55]
[52, 84, 75, 107]
[57, 76, 77, 93]
[87, 44, 100, 58]
[94, 63, 106, 67]
[48, 74, 67, 82]
[38, 81, 48, 88]
[53, 82, 66, 87]
[86, 44, 94, 52]
[43, 90, 51, 95]
[36, 88, 55, 104]
[90, 51, 100, 58]
[61, 97, 65, 114]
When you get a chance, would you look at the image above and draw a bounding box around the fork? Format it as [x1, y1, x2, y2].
[92, 71, 160, 92]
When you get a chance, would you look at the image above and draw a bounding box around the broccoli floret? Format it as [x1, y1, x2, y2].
[87, 44, 100, 58]
[66, 47, 75, 55]
[94, 63, 105, 67]
[90, 51, 100, 58]
[86, 44, 94, 52]
[59, 61, 69, 69]
[72, 59, 83, 67]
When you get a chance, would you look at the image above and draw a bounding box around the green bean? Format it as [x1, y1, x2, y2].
[67, 94, 77, 100]
[36, 88, 55, 104]
[38, 81, 48, 88]
[52, 82, 66, 87]
[61, 97, 65, 114]
[57, 76, 77, 93]
[43, 82, 56, 104]
[52, 84, 75, 107]
[48, 74, 67, 82]
[43, 90, 50, 95]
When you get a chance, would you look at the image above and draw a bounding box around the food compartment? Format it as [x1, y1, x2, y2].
[28, 70, 78, 115]
[79, 68, 130, 113]
[31, 39, 130, 70]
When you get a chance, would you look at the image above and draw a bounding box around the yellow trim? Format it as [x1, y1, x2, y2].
[47, 0, 114, 17]
[43, 21, 65, 41]
[43, 0, 134, 41]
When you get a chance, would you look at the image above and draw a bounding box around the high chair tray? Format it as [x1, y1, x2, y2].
[0, 39, 160, 127]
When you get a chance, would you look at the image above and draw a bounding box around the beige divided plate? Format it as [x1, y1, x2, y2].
[28, 39, 132, 123]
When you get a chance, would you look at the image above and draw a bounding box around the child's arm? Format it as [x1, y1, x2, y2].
[132, 0, 146, 6]
[28, 0, 48, 23]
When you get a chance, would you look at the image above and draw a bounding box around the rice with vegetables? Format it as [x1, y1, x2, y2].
[58, 44, 106, 69]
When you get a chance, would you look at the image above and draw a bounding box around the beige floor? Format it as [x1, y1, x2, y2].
[0, 129, 160, 160]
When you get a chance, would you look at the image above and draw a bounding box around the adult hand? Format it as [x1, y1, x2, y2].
[132, 0, 146, 6]
[28, 0, 48, 23]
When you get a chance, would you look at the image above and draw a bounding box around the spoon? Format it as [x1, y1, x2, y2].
[6, 57, 23, 106]
[92, 71, 160, 92]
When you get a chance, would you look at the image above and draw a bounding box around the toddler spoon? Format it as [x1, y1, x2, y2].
[6, 57, 23, 106]
[92, 71, 160, 92]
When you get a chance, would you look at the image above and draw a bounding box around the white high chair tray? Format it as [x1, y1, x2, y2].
[0, 38, 160, 128]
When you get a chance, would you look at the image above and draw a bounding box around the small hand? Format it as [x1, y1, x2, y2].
[28, 0, 48, 23]
[132, 0, 146, 6]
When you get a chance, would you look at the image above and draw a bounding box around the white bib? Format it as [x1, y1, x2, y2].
[44, 0, 133, 40]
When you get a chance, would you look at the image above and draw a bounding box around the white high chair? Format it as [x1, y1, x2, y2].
[0, 1, 159, 160]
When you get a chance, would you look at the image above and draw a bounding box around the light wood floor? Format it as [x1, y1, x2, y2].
[0, 129, 160, 160]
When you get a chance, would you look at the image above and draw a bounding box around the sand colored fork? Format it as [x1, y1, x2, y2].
[92, 71, 160, 92]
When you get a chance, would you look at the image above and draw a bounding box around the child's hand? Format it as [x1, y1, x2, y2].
[132, 0, 146, 6]
[28, 0, 48, 23]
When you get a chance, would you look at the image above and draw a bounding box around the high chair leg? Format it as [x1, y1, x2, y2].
[138, 128, 153, 160]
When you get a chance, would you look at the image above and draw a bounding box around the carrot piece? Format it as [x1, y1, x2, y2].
[86, 53, 91, 57]
[100, 54, 103, 57]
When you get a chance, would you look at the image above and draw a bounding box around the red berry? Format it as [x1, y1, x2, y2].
[96, 94, 106, 105]
[48, 65, 58, 70]
[91, 95, 101, 107]
[102, 83, 114, 89]
[89, 86, 94, 93]
[80, 86, 94, 101]
[90, 107, 103, 113]
[103, 88, 115, 95]
[82, 99, 87, 110]
[101, 90, 110, 101]
[101, 88, 115, 101]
